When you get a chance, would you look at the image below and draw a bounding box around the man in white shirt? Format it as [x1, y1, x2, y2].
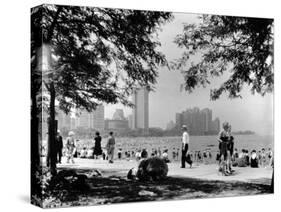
[181, 125, 190, 168]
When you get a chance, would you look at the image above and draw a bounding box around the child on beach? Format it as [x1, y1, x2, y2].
[117, 148, 122, 160]
[80, 147, 87, 158]
[172, 148, 176, 160]
[176, 149, 179, 160]
[267, 148, 273, 168]
[197, 151, 202, 164]
[141, 149, 148, 159]
[157, 148, 162, 157]
[162, 149, 170, 163]
[233, 148, 239, 160]
[87, 148, 93, 158]
[250, 150, 259, 168]
[127, 151, 131, 160]
[261, 148, 266, 167]
[216, 151, 220, 164]
[102, 151, 106, 160]
[135, 149, 141, 161]
[245, 150, 250, 166]
[189, 151, 194, 162]
[207, 150, 213, 163]
[203, 150, 208, 164]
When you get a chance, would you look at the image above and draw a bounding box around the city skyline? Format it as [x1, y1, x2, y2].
[175, 107, 220, 135]
[104, 13, 273, 135]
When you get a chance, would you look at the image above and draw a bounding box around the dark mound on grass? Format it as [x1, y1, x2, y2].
[50, 169, 89, 192]
[136, 157, 168, 181]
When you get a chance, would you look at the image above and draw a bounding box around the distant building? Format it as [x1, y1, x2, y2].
[175, 107, 220, 135]
[201, 108, 213, 133]
[76, 105, 105, 131]
[91, 105, 105, 131]
[105, 108, 129, 131]
[112, 109, 125, 120]
[175, 113, 183, 130]
[166, 120, 176, 130]
[105, 119, 129, 131]
[132, 87, 149, 132]
[128, 114, 133, 129]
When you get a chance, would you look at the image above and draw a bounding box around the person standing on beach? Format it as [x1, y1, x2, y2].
[106, 131, 115, 163]
[93, 132, 102, 159]
[218, 122, 231, 175]
[181, 125, 190, 168]
[66, 131, 76, 164]
[227, 125, 235, 172]
[56, 130, 63, 164]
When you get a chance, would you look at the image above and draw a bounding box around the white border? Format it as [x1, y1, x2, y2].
[0, 0, 279, 212]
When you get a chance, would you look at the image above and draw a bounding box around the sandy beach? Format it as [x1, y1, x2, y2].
[58, 158, 273, 184]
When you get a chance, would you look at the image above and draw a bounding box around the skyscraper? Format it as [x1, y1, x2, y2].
[132, 87, 149, 131]
[128, 114, 133, 129]
[112, 109, 125, 120]
[91, 105, 105, 131]
[175, 112, 183, 129]
[202, 108, 212, 133]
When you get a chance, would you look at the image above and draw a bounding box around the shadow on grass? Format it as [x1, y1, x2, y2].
[55, 167, 272, 206]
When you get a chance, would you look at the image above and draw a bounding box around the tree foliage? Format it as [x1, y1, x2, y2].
[31, 4, 173, 113]
[174, 15, 273, 100]
[31, 4, 172, 176]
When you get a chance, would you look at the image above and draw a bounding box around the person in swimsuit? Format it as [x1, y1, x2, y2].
[227, 125, 234, 172]
[218, 122, 231, 175]
[267, 148, 273, 168]
[261, 148, 266, 167]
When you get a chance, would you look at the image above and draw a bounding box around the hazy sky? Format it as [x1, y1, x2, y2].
[105, 13, 274, 135]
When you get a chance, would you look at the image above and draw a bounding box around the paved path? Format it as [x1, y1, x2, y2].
[57, 158, 273, 185]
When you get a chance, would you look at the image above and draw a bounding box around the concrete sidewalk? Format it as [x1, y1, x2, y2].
[57, 158, 273, 185]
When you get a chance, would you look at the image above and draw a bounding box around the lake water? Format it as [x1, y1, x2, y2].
[77, 134, 274, 159]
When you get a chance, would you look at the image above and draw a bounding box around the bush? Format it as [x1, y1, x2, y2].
[32, 168, 90, 208]
[136, 157, 168, 181]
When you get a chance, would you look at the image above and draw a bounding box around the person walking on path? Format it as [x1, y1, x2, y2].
[181, 125, 190, 168]
[93, 131, 102, 159]
[56, 130, 63, 164]
[66, 131, 76, 164]
[106, 131, 115, 163]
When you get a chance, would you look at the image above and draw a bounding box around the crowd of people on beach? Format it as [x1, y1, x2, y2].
[180, 122, 273, 176]
[43, 130, 117, 165]
[42, 123, 273, 177]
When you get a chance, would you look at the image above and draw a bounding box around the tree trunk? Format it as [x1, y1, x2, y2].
[271, 170, 274, 193]
[47, 81, 57, 175]
[31, 88, 40, 196]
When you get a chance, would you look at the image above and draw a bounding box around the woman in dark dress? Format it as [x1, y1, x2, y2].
[93, 132, 102, 159]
